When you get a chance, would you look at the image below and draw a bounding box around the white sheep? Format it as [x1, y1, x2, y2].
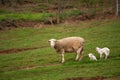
[96, 47, 110, 59]
[88, 53, 97, 61]
[48, 37, 85, 63]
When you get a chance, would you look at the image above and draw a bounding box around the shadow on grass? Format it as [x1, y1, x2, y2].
[62, 76, 105, 80]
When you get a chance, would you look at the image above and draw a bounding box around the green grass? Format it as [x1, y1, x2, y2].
[0, 10, 84, 21]
[0, 19, 120, 80]
[0, 13, 53, 21]
[60, 9, 84, 19]
[0, 11, 82, 21]
[0, 9, 95, 21]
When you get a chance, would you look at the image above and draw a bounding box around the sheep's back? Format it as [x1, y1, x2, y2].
[58, 37, 84, 48]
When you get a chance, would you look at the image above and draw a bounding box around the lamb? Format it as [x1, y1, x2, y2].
[96, 47, 110, 59]
[88, 53, 97, 61]
[48, 37, 85, 63]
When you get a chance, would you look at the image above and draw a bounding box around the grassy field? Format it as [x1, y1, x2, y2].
[0, 19, 120, 80]
[0, 9, 84, 21]
[0, 12, 52, 21]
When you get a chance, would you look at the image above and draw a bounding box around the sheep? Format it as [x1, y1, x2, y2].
[48, 37, 85, 63]
[88, 53, 97, 61]
[96, 47, 110, 59]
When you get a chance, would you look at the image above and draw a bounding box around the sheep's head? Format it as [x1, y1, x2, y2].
[48, 39, 57, 48]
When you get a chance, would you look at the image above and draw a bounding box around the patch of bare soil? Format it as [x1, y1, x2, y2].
[18, 66, 40, 70]
[0, 46, 47, 54]
[63, 76, 105, 80]
[18, 64, 60, 70]
[62, 76, 120, 80]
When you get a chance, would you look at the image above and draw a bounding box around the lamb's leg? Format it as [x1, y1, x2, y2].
[105, 55, 108, 59]
[105, 53, 109, 59]
[61, 50, 65, 63]
[89, 57, 92, 60]
[105, 51, 109, 59]
[100, 54, 102, 60]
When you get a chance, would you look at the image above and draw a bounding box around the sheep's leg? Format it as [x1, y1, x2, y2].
[75, 46, 83, 61]
[79, 52, 83, 61]
[75, 53, 80, 61]
[61, 50, 65, 63]
[79, 46, 84, 61]
[61, 53, 65, 63]
[75, 48, 81, 61]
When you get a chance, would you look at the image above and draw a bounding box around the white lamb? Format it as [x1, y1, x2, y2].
[48, 37, 85, 63]
[88, 53, 97, 61]
[96, 47, 110, 59]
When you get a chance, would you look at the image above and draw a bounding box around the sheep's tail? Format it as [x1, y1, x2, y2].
[81, 37, 85, 46]
[80, 41, 84, 48]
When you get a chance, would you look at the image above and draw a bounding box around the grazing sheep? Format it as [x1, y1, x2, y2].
[48, 37, 85, 63]
[96, 47, 110, 59]
[88, 53, 97, 61]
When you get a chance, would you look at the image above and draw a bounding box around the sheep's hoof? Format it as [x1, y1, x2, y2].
[75, 58, 79, 61]
[79, 58, 82, 61]
[62, 61, 65, 63]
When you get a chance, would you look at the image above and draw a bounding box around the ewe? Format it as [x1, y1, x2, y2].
[48, 37, 85, 63]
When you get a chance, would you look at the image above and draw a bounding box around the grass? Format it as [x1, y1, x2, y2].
[60, 9, 84, 19]
[0, 13, 53, 21]
[0, 9, 96, 21]
[0, 10, 83, 21]
[0, 19, 120, 80]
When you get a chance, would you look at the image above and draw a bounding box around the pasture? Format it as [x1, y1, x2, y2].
[0, 19, 120, 80]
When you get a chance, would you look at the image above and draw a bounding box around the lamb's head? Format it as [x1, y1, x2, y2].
[88, 53, 93, 57]
[96, 47, 100, 51]
[48, 39, 57, 48]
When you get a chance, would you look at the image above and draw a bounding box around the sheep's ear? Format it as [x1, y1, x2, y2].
[48, 40, 50, 42]
[54, 39, 57, 42]
[53, 39, 57, 42]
